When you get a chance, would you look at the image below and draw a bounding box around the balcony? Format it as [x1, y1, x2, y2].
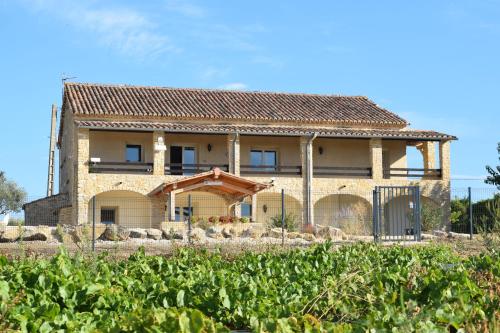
[164, 163, 229, 175]
[313, 166, 372, 177]
[89, 161, 153, 174]
[240, 165, 302, 176]
[384, 168, 442, 179]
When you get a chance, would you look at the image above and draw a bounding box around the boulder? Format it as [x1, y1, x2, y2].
[206, 226, 224, 239]
[222, 227, 237, 239]
[432, 230, 448, 238]
[70, 225, 106, 243]
[287, 231, 301, 239]
[103, 225, 130, 241]
[163, 228, 184, 240]
[316, 226, 346, 241]
[189, 227, 206, 242]
[241, 227, 264, 239]
[20, 227, 49, 241]
[0, 226, 21, 242]
[448, 232, 470, 239]
[129, 228, 147, 239]
[269, 228, 286, 239]
[146, 228, 163, 240]
[300, 233, 316, 242]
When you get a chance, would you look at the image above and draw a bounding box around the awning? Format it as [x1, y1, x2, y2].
[150, 168, 271, 199]
[75, 120, 457, 141]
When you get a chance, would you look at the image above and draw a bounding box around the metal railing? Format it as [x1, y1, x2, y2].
[314, 166, 372, 177]
[89, 161, 153, 174]
[164, 163, 229, 175]
[384, 168, 442, 178]
[240, 165, 302, 175]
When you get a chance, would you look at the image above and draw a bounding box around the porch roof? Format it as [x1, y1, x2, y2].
[150, 168, 271, 198]
[76, 120, 457, 141]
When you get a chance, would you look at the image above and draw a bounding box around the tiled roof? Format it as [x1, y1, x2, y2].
[75, 120, 456, 140]
[64, 82, 408, 126]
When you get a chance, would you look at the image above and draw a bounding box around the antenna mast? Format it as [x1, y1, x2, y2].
[47, 104, 57, 196]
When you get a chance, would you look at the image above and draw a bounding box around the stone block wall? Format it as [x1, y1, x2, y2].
[23, 193, 71, 226]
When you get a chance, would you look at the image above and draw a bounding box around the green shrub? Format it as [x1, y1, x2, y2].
[270, 213, 299, 231]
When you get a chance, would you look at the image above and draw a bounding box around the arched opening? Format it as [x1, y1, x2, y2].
[383, 195, 440, 235]
[88, 190, 152, 228]
[314, 194, 372, 235]
[175, 191, 229, 221]
[252, 192, 303, 228]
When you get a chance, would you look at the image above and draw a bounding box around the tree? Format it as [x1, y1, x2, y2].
[0, 171, 26, 215]
[485, 142, 500, 189]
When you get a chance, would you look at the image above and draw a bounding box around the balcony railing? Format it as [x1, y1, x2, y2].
[164, 163, 229, 175]
[313, 166, 372, 177]
[384, 168, 442, 178]
[89, 161, 153, 174]
[240, 165, 302, 175]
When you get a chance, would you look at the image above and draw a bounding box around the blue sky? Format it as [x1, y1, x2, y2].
[0, 0, 498, 197]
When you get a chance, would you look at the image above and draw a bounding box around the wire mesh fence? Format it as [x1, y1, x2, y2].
[0, 187, 498, 255]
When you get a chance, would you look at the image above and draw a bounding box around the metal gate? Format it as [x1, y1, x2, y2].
[373, 186, 421, 242]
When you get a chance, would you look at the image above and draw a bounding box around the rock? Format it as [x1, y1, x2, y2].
[300, 233, 316, 242]
[189, 227, 206, 242]
[316, 226, 346, 241]
[432, 230, 448, 238]
[287, 231, 301, 239]
[103, 225, 130, 241]
[241, 227, 264, 239]
[269, 228, 286, 239]
[129, 228, 147, 239]
[206, 226, 224, 239]
[70, 225, 106, 243]
[163, 228, 184, 240]
[20, 227, 49, 241]
[448, 232, 470, 239]
[421, 233, 437, 240]
[0, 226, 22, 242]
[146, 228, 163, 240]
[222, 227, 237, 239]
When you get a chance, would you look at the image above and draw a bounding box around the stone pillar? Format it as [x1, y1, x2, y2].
[227, 133, 240, 176]
[300, 136, 314, 225]
[153, 131, 165, 176]
[416, 141, 436, 178]
[234, 203, 241, 218]
[439, 140, 450, 181]
[369, 138, 383, 181]
[168, 192, 176, 221]
[251, 194, 257, 222]
[74, 128, 90, 225]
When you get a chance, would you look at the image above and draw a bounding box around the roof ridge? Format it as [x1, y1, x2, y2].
[64, 81, 370, 99]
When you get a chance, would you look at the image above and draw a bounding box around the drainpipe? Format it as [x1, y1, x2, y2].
[306, 133, 317, 225]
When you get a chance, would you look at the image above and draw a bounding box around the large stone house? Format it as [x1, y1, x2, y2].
[25, 82, 456, 234]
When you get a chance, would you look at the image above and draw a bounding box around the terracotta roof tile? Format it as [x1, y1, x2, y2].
[64, 82, 408, 126]
[75, 120, 456, 141]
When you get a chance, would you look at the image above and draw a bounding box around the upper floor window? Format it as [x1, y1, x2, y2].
[250, 150, 277, 171]
[126, 145, 142, 162]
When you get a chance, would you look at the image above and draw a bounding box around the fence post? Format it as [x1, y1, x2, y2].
[92, 195, 96, 252]
[188, 194, 192, 244]
[372, 188, 379, 242]
[281, 189, 285, 247]
[468, 187, 473, 240]
[415, 186, 421, 241]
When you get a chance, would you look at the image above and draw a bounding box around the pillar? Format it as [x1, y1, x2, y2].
[300, 136, 314, 225]
[416, 141, 436, 178]
[168, 192, 176, 221]
[74, 128, 90, 225]
[369, 138, 383, 181]
[227, 133, 240, 176]
[153, 131, 166, 175]
[251, 194, 257, 222]
[439, 140, 450, 181]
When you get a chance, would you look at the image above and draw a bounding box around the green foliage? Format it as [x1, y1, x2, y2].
[0, 244, 499, 332]
[0, 171, 26, 216]
[450, 197, 468, 226]
[420, 203, 443, 231]
[270, 213, 299, 231]
[478, 197, 500, 253]
[485, 142, 500, 189]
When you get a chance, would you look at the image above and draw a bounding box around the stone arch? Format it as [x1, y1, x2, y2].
[314, 194, 372, 235]
[252, 192, 303, 226]
[88, 190, 153, 228]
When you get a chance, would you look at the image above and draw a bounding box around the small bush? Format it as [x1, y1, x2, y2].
[208, 216, 218, 223]
[270, 213, 299, 232]
[239, 217, 250, 224]
[219, 216, 234, 224]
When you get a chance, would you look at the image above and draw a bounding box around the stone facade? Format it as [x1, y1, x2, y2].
[23, 193, 70, 226]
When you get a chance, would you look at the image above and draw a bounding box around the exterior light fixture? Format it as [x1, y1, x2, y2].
[318, 146, 324, 155]
[263, 204, 268, 213]
[207, 144, 212, 152]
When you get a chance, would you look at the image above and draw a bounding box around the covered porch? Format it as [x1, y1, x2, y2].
[151, 168, 271, 222]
